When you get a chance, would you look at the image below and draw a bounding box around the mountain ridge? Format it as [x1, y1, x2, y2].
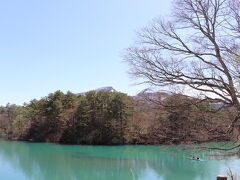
[77, 86, 117, 95]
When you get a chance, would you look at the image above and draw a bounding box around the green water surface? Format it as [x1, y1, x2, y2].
[0, 139, 239, 180]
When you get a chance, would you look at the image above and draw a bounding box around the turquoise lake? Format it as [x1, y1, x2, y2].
[0, 139, 239, 180]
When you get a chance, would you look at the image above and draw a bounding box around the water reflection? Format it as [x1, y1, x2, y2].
[0, 140, 239, 180]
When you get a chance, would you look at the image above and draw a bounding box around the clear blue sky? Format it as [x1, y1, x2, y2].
[0, 0, 171, 105]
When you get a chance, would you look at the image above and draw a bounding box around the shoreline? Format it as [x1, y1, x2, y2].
[4, 136, 230, 146]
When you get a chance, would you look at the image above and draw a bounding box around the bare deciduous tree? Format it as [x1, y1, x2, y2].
[125, 0, 240, 135]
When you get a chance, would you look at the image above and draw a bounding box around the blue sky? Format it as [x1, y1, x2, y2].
[0, 0, 171, 105]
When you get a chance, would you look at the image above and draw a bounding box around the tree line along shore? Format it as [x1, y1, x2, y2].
[0, 90, 235, 145]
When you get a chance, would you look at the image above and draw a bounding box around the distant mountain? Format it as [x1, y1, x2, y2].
[136, 88, 171, 100]
[94, 86, 117, 92]
[211, 102, 225, 110]
[77, 86, 117, 95]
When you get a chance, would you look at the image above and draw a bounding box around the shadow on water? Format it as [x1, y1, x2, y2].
[0, 140, 239, 180]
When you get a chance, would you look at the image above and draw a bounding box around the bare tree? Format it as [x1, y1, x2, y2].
[125, 0, 240, 135]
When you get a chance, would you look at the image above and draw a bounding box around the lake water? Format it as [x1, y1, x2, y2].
[0, 139, 239, 180]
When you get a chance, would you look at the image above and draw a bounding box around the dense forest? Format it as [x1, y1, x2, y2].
[0, 90, 236, 145]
